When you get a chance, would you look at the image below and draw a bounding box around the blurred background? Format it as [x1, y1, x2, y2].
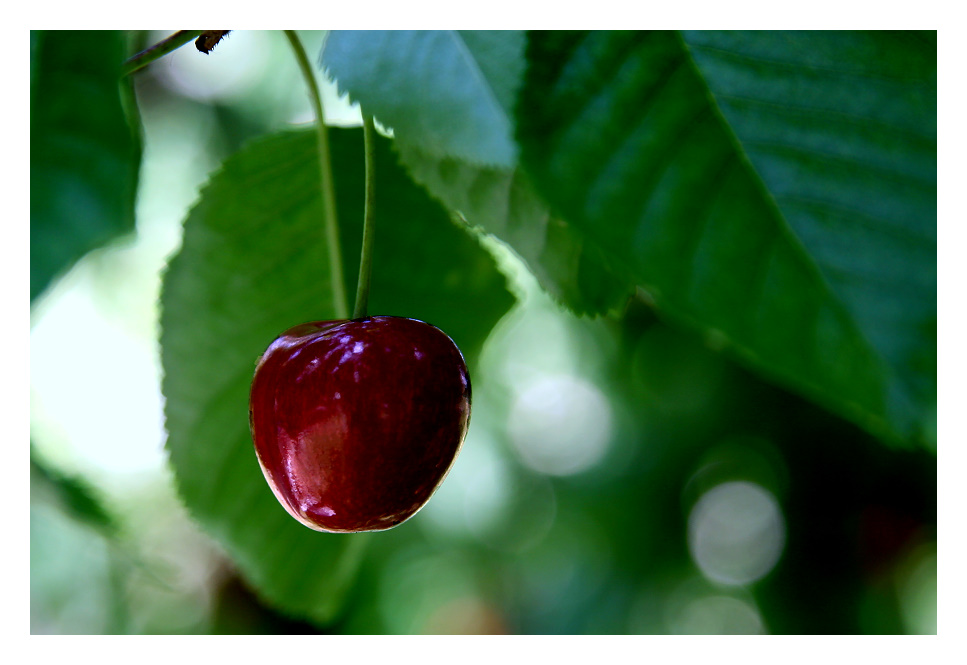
[30, 30, 937, 635]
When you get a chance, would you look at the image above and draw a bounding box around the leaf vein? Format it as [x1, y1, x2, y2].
[580, 53, 696, 224]
[716, 93, 935, 143]
[773, 194, 936, 249]
[744, 139, 935, 189]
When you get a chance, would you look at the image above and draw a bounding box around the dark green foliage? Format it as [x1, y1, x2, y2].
[30, 30, 142, 301]
[516, 31, 936, 447]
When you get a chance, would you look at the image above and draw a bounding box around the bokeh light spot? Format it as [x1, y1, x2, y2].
[489, 305, 580, 388]
[897, 542, 937, 634]
[688, 481, 786, 586]
[508, 374, 612, 476]
[671, 594, 765, 634]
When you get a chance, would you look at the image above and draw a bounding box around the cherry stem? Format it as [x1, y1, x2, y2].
[353, 115, 378, 320]
[284, 30, 350, 320]
[121, 30, 203, 76]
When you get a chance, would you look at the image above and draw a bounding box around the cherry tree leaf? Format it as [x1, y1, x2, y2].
[321, 30, 525, 167]
[160, 127, 513, 624]
[396, 143, 632, 316]
[31, 30, 142, 301]
[515, 31, 936, 448]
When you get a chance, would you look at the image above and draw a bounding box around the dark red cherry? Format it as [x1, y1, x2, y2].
[249, 316, 471, 532]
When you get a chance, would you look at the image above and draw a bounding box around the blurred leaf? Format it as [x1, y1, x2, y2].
[321, 30, 525, 167]
[516, 31, 936, 447]
[31, 505, 120, 634]
[30, 30, 142, 302]
[30, 446, 118, 537]
[160, 127, 513, 625]
[30, 445, 129, 634]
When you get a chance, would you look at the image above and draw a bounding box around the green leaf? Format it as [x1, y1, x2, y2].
[516, 31, 936, 447]
[321, 30, 525, 167]
[30, 445, 119, 537]
[160, 127, 513, 625]
[396, 144, 632, 315]
[30, 30, 142, 302]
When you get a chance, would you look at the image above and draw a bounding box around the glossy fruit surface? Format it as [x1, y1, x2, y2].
[249, 316, 471, 532]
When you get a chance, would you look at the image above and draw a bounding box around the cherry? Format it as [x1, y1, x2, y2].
[249, 316, 471, 532]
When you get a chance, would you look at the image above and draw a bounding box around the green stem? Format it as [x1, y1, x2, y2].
[284, 30, 349, 320]
[353, 115, 378, 320]
[121, 30, 203, 76]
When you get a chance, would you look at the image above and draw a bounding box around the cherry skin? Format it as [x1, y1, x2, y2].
[249, 316, 471, 533]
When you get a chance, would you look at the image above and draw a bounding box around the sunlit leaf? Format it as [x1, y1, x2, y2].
[160, 127, 513, 624]
[322, 30, 525, 167]
[516, 31, 935, 447]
